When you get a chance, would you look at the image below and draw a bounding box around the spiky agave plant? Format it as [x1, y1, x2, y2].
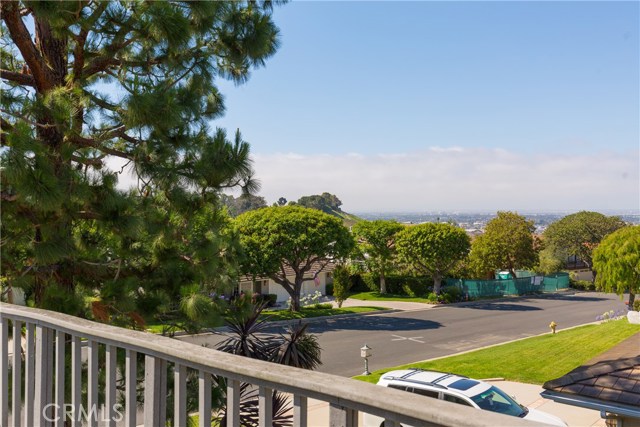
[213, 302, 322, 426]
[272, 321, 322, 370]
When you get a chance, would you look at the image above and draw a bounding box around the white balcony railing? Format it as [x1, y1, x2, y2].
[0, 302, 543, 427]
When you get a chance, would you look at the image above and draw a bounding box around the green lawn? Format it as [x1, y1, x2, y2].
[349, 291, 434, 303]
[260, 305, 387, 321]
[354, 319, 640, 385]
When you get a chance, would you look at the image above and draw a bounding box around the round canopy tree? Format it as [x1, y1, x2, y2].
[1, 1, 282, 308]
[544, 211, 626, 280]
[593, 226, 639, 310]
[395, 222, 470, 294]
[352, 220, 404, 294]
[467, 211, 537, 280]
[235, 206, 355, 312]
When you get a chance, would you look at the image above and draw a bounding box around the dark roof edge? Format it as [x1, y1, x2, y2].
[540, 390, 640, 419]
[543, 356, 640, 389]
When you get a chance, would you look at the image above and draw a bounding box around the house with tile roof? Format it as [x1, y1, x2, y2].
[541, 332, 640, 427]
[237, 261, 336, 303]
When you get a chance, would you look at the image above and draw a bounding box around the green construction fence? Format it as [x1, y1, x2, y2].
[445, 272, 570, 298]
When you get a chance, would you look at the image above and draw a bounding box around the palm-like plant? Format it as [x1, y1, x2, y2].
[271, 322, 322, 370]
[215, 301, 279, 360]
[214, 302, 322, 426]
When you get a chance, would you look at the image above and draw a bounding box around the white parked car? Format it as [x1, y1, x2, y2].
[363, 369, 567, 427]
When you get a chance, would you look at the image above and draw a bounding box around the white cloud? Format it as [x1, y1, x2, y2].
[251, 148, 640, 212]
[106, 147, 639, 213]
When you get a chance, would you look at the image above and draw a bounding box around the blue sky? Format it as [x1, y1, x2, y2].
[119, 1, 640, 212]
[217, 1, 638, 159]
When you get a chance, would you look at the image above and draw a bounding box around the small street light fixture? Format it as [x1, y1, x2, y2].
[361, 344, 372, 375]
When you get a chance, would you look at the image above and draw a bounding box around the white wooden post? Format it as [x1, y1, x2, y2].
[24, 323, 35, 427]
[0, 317, 8, 427]
[125, 349, 137, 427]
[71, 335, 81, 427]
[226, 379, 240, 427]
[259, 386, 273, 426]
[105, 345, 117, 427]
[35, 325, 53, 427]
[198, 370, 211, 427]
[54, 331, 66, 427]
[11, 320, 22, 427]
[174, 363, 187, 427]
[293, 394, 308, 427]
[144, 355, 166, 427]
[87, 340, 99, 427]
[330, 403, 358, 427]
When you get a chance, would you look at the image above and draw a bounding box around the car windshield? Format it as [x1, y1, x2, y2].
[469, 386, 526, 417]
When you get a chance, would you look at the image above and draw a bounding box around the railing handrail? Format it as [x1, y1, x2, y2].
[0, 302, 544, 426]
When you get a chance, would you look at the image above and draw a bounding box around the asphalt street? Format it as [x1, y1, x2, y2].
[178, 292, 627, 377]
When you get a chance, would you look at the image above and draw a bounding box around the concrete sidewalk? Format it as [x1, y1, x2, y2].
[305, 380, 605, 426]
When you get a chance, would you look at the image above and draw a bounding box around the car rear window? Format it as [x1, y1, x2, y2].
[448, 379, 480, 391]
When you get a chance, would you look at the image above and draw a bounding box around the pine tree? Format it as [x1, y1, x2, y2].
[1, 2, 282, 310]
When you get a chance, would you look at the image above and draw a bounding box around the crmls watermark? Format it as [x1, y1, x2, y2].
[43, 403, 124, 423]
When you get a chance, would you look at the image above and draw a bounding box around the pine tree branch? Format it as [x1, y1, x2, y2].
[0, 108, 56, 128]
[69, 134, 133, 160]
[1, 2, 53, 91]
[71, 154, 104, 167]
[0, 69, 36, 87]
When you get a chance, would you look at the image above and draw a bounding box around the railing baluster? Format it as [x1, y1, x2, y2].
[55, 331, 66, 427]
[198, 370, 212, 427]
[174, 363, 187, 427]
[293, 394, 308, 427]
[125, 349, 137, 427]
[35, 325, 53, 426]
[24, 323, 35, 427]
[105, 345, 117, 427]
[88, 340, 99, 427]
[11, 320, 22, 427]
[226, 379, 240, 427]
[71, 335, 81, 427]
[259, 386, 273, 426]
[329, 403, 358, 427]
[144, 355, 167, 426]
[0, 316, 8, 427]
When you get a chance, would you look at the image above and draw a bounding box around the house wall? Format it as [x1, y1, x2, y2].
[238, 273, 330, 303]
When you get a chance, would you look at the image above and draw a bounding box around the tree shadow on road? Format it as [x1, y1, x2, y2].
[451, 302, 542, 311]
[262, 315, 443, 334]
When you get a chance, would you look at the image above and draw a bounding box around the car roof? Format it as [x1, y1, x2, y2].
[378, 369, 491, 398]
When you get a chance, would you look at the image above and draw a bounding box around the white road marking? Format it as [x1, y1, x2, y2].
[391, 334, 425, 344]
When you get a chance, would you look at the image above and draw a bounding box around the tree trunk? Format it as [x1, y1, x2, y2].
[289, 278, 302, 312]
[629, 292, 636, 311]
[379, 272, 387, 294]
[433, 274, 442, 294]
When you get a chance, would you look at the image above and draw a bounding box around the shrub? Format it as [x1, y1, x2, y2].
[570, 279, 596, 291]
[440, 286, 463, 303]
[348, 273, 378, 292]
[384, 275, 430, 295]
[427, 292, 439, 303]
[361, 273, 378, 291]
[634, 299, 640, 312]
[311, 303, 333, 310]
[333, 265, 352, 308]
[400, 278, 430, 297]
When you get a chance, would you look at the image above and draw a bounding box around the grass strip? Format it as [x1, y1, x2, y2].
[354, 319, 640, 385]
[349, 291, 434, 303]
